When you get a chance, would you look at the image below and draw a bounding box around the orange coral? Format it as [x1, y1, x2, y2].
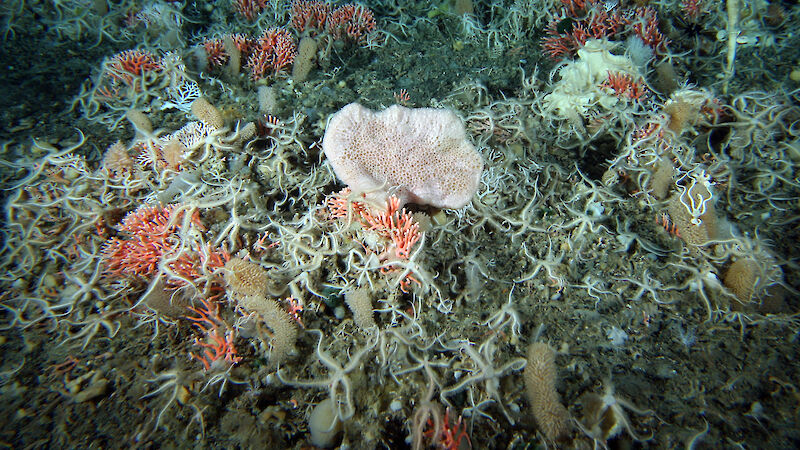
[246, 27, 296, 80]
[186, 297, 241, 371]
[601, 72, 647, 101]
[359, 196, 421, 259]
[107, 49, 161, 88]
[326, 189, 421, 260]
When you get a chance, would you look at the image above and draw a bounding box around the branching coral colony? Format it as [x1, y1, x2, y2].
[1, 0, 799, 448]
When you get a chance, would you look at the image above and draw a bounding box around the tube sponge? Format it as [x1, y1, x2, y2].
[524, 342, 569, 441]
[224, 258, 297, 365]
[344, 287, 376, 330]
[308, 398, 342, 448]
[239, 294, 298, 365]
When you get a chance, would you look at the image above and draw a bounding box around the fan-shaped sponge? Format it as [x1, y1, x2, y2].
[322, 103, 483, 209]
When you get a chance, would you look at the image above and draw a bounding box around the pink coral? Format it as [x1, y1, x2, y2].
[186, 297, 241, 371]
[359, 196, 421, 260]
[629, 6, 670, 54]
[541, 9, 625, 61]
[290, 0, 330, 34]
[106, 49, 162, 88]
[326, 189, 421, 260]
[327, 3, 376, 42]
[101, 204, 224, 289]
[101, 204, 187, 278]
[601, 71, 648, 101]
[290, 1, 376, 42]
[233, 0, 267, 21]
[246, 28, 296, 80]
[203, 38, 229, 67]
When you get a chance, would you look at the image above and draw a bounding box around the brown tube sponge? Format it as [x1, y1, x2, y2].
[524, 342, 569, 441]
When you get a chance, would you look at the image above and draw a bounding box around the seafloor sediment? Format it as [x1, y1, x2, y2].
[1, 1, 799, 448]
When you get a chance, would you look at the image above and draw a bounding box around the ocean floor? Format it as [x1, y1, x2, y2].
[1, 1, 799, 448]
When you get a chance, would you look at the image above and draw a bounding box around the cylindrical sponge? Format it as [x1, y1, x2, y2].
[308, 398, 341, 448]
[191, 97, 224, 130]
[239, 294, 298, 365]
[225, 258, 297, 365]
[524, 342, 569, 441]
[344, 287, 376, 330]
[292, 36, 317, 82]
[125, 109, 153, 134]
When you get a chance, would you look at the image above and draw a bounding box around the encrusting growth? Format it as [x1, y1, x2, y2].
[524, 342, 569, 441]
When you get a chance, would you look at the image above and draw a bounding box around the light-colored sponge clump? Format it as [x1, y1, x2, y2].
[543, 39, 640, 123]
[344, 287, 376, 331]
[191, 97, 224, 129]
[524, 342, 569, 441]
[724, 258, 761, 305]
[224, 258, 297, 365]
[322, 103, 483, 209]
[239, 293, 298, 365]
[225, 257, 268, 297]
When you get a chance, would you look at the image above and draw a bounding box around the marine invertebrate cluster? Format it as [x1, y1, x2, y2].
[246, 27, 297, 81]
[541, 2, 626, 61]
[77, 48, 201, 130]
[290, 0, 376, 42]
[541, 1, 670, 61]
[1, 0, 799, 448]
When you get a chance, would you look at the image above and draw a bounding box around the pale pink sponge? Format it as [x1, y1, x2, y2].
[322, 103, 483, 209]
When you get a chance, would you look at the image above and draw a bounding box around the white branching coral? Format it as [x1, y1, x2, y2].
[171, 121, 215, 150]
[162, 79, 201, 112]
